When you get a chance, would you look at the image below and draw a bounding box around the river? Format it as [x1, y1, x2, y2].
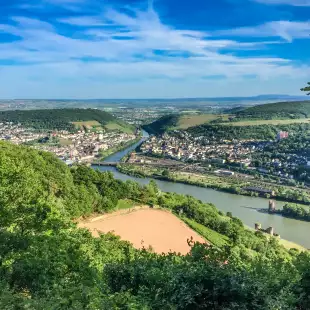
[93, 130, 310, 249]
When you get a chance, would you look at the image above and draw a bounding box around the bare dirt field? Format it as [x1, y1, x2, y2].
[79, 208, 206, 254]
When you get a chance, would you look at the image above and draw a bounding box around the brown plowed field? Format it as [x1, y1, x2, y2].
[79, 208, 206, 254]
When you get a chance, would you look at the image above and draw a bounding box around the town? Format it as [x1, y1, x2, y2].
[139, 130, 310, 182]
[140, 131, 265, 166]
[0, 122, 138, 164]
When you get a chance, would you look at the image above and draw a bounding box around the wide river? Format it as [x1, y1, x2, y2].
[93, 130, 310, 248]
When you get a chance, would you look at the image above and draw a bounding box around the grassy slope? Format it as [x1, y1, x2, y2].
[144, 113, 230, 134]
[182, 217, 229, 247]
[177, 114, 230, 129]
[221, 118, 310, 126]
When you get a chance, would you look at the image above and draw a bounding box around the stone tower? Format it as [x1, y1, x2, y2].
[268, 200, 276, 212]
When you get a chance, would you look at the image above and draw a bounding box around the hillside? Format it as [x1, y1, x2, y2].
[0, 108, 134, 133]
[235, 100, 310, 120]
[144, 113, 230, 134]
[143, 114, 179, 134]
[2, 141, 310, 308]
[144, 101, 310, 136]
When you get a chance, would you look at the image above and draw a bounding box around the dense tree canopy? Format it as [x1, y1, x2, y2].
[143, 114, 179, 134]
[0, 108, 130, 132]
[184, 122, 310, 141]
[235, 100, 310, 120]
[1, 141, 310, 309]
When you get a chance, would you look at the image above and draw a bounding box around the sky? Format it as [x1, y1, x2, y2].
[0, 0, 310, 99]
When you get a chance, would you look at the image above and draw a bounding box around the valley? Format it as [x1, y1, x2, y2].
[2, 98, 310, 308]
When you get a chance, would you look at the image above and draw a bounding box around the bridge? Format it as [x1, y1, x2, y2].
[92, 162, 118, 167]
[92, 161, 188, 169]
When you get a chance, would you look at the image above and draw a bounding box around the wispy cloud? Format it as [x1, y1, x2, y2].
[253, 0, 310, 6]
[217, 20, 310, 42]
[58, 16, 110, 27]
[0, 0, 309, 98]
[16, 0, 87, 12]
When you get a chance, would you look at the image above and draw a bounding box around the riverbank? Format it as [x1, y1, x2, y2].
[97, 137, 141, 161]
[117, 164, 310, 218]
[94, 165, 310, 248]
[258, 203, 310, 224]
[79, 199, 305, 252]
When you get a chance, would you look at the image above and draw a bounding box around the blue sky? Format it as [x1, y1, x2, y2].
[0, 0, 310, 98]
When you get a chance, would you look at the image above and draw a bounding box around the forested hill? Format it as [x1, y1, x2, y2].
[235, 100, 310, 120]
[2, 141, 310, 308]
[0, 108, 133, 132]
[143, 114, 179, 134]
[144, 100, 310, 135]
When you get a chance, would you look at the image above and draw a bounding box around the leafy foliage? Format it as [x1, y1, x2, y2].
[282, 203, 310, 221]
[301, 82, 310, 95]
[143, 114, 179, 134]
[185, 122, 310, 141]
[1, 141, 310, 309]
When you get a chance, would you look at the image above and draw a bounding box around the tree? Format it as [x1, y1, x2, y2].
[301, 82, 310, 95]
[162, 169, 170, 178]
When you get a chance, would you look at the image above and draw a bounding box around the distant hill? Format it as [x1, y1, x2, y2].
[143, 113, 232, 134]
[0, 108, 134, 133]
[143, 114, 180, 134]
[235, 101, 310, 120]
[144, 100, 310, 135]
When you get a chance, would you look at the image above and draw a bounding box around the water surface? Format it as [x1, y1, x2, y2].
[93, 130, 310, 248]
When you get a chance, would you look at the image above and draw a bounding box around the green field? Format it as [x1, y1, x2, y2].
[182, 217, 229, 247]
[104, 122, 134, 133]
[177, 114, 230, 129]
[72, 120, 103, 130]
[72, 120, 134, 133]
[116, 199, 134, 210]
[222, 118, 310, 127]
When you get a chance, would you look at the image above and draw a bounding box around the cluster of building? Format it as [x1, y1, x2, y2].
[109, 107, 171, 125]
[139, 130, 310, 182]
[140, 134, 266, 167]
[0, 122, 45, 144]
[0, 122, 137, 164]
[35, 131, 137, 164]
[256, 154, 307, 179]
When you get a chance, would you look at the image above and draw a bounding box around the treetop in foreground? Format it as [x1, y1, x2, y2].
[301, 82, 310, 95]
[1, 141, 310, 309]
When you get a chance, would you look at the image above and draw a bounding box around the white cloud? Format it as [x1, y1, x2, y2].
[218, 20, 310, 42]
[57, 16, 110, 27]
[0, 3, 309, 97]
[254, 0, 310, 6]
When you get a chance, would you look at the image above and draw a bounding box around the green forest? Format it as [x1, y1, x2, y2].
[186, 122, 310, 141]
[144, 100, 310, 136]
[235, 100, 310, 120]
[2, 141, 310, 309]
[143, 114, 179, 134]
[0, 108, 132, 132]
